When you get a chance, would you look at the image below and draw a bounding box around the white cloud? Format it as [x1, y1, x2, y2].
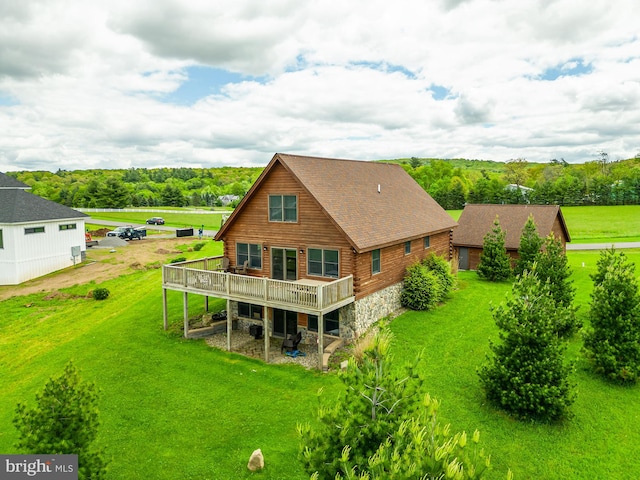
[1, 0, 640, 171]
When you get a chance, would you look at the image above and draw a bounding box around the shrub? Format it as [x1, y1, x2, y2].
[401, 263, 442, 311]
[422, 253, 456, 301]
[583, 249, 640, 383]
[92, 288, 110, 301]
[14, 362, 109, 479]
[193, 242, 206, 251]
[169, 256, 187, 264]
[478, 271, 576, 422]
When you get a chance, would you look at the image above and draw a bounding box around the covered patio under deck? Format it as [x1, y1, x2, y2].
[161, 256, 355, 369]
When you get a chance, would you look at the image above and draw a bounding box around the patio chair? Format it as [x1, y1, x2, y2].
[216, 257, 230, 272]
[281, 331, 302, 354]
[232, 260, 249, 274]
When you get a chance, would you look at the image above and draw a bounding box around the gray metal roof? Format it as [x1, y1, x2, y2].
[0, 189, 88, 223]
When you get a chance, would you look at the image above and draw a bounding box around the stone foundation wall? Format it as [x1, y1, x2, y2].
[342, 282, 404, 339]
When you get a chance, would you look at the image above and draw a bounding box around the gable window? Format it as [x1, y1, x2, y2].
[237, 242, 262, 269]
[372, 249, 381, 274]
[424, 236, 430, 248]
[269, 194, 297, 222]
[308, 248, 339, 278]
[25, 226, 45, 235]
[404, 241, 411, 255]
[238, 302, 263, 320]
[308, 310, 340, 335]
[0, 229, 3, 249]
[59, 223, 77, 231]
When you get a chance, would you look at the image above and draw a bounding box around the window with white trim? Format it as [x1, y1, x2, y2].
[237, 243, 262, 269]
[308, 248, 339, 278]
[269, 195, 297, 222]
[25, 226, 45, 234]
[59, 223, 77, 231]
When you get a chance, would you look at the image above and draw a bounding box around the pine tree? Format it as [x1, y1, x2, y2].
[478, 271, 576, 421]
[299, 330, 494, 479]
[14, 362, 108, 479]
[531, 233, 578, 337]
[583, 249, 640, 383]
[514, 214, 542, 276]
[477, 217, 512, 281]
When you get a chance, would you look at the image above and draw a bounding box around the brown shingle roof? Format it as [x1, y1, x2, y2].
[216, 153, 457, 252]
[452, 204, 570, 249]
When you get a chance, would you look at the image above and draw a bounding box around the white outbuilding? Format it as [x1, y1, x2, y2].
[0, 172, 89, 285]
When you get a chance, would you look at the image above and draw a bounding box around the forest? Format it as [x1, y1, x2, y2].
[6, 153, 640, 209]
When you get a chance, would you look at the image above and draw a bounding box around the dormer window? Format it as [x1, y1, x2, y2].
[269, 195, 297, 222]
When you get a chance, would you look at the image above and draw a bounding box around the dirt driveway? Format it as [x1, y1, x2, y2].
[0, 236, 199, 301]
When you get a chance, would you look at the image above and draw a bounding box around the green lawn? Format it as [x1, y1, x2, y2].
[2, 243, 640, 477]
[87, 210, 232, 232]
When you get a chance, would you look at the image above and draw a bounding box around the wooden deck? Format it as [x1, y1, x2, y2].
[162, 256, 354, 315]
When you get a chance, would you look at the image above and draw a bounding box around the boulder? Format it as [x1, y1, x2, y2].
[247, 448, 264, 471]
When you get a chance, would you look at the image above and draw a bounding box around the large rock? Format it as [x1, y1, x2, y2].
[247, 448, 264, 471]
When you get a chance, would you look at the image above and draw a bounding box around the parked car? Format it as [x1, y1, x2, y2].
[106, 226, 146, 240]
[146, 217, 165, 225]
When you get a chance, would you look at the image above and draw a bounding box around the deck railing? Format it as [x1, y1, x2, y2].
[162, 257, 354, 312]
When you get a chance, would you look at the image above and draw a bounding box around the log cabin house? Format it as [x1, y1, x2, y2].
[453, 204, 570, 270]
[162, 153, 457, 368]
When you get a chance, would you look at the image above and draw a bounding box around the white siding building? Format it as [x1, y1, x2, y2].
[0, 173, 89, 285]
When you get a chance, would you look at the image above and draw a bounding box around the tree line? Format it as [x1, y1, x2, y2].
[6, 153, 640, 209]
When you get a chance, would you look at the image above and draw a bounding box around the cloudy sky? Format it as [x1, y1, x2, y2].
[1, 0, 639, 172]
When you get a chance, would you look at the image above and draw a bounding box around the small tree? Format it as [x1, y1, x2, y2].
[477, 217, 512, 281]
[531, 233, 578, 337]
[478, 271, 576, 421]
[14, 362, 108, 479]
[583, 249, 640, 383]
[514, 214, 542, 276]
[299, 330, 496, 479]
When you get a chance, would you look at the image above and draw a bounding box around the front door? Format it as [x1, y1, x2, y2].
[273, 309, 298, 338]
[271, 248, 297, 281]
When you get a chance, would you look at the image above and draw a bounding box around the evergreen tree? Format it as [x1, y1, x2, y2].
[583, 249, 640, 383]
[478, 271, 576, 421]
[14, 362, 108, 479]
[531, 233, 578, 337]
[514, 214, 542, 276]
[477, 217, 512, 281]
[299, 330, 495, 480]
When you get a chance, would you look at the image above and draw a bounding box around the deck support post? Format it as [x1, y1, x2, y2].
[162, 288, 168, 330]
[318, 313, 324, 370]
[226, 299, 232, 351]
[183, 291, 189, 338]
[263, 306, 270, 363]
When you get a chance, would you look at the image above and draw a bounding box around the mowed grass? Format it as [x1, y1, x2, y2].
[3, 230, 640, 477]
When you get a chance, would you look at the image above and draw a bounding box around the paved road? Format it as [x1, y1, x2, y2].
[87, 218, 218, 238]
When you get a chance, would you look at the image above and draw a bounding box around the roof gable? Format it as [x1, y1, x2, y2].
[0, 189, 88, 223]
[216, 153, 457, 252]
[452, 204, 570, 249]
